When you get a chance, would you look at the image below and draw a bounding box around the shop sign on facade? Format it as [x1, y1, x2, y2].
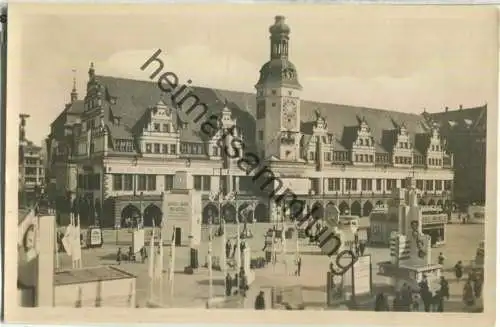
[422, 214, 447, 225]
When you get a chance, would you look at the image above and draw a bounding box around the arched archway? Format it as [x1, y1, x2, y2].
[325, 202, 339, 222]
[121, 204, 141, 227]
[222, 203, 237, 223]
[436, 200, 443, 207]
[311, 202, 324, 220]
[375, 200, 384, 208]
[143, 204, 162, 227]
[254, 203, 268, 222]
[419, 199, 426, 206]
[202, 203, 219, 224]
[351, 201, 361, 217]
[363, 201, 373, 217]
[428, 199, 436, 206]
[339, 201, 349, 215]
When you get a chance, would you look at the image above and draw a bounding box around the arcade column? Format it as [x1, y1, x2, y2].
[36, 214, 56, 306]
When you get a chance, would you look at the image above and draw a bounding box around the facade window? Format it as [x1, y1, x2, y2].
[401, 179, 406, 189]
[138, 175, 147, 191]
[361, 179, 372, 191]
[213, 146, 219, 156]
[309, 152, 315, 161]
[426, 180, 434, 191]
[162, 144, 169, 154]
[164, 175, 174, 190]
[325, 152, 332, 161]
[416, 179, 423, 190]
[435, 180, 443, 191]
[386, 179, 396, 191]
[258, 130, 264, 141]
[154, 143, 160, 153]
[124, 175, 133, 190]
[444, 180, 452, 190]
[376, 179, 382, 191]
[113, 174, 123, 191]
[346, 178, 357, 191]
[194, 175, 202, 190]
[147, 175, 156, 191]
[163, 124, 169, 133]
[180, 143, 188, 154]
[170, 144, 177, 154]
[154, 123, 161, 132]
[202, 176, 211, 191]
[145, 143, 152, 153]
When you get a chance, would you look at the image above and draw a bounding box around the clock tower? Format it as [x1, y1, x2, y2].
[255, 16, 302, 161]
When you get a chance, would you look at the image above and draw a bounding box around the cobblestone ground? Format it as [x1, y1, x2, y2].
[57, 222, 485, 312]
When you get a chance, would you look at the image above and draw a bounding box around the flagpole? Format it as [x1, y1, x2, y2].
[159, 220, 164, 306]
[76, 214, 82, 268]
[170, 225, 176, 305]
[208, 217, 213, 302]
[149, 220, 156, 304]
[235, 194, 241, 284]
[221, 216, 226, 290]
[54, 219, 59, 271]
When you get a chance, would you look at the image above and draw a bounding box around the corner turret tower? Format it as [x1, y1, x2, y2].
[255, 16, 302, 161]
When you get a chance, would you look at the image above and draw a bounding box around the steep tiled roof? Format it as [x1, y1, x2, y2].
[427, 105, 487, 132]
[88, 75, 430, 151]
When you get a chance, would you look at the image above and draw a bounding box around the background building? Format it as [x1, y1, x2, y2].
[19, 114, 45, 207]
[425, 105, 487, 208]
[46, 16, 455, 228]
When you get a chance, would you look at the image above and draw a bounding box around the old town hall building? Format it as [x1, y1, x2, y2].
[46, 16, 455, 228]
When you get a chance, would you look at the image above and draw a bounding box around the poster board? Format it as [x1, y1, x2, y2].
[132, 229, 145, 253]
[339, 254, 372, 298]
[87, 227, 103, 248]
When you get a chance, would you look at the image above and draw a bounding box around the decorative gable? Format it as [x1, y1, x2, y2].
[351, 118, 375, 165]
[392, 123, 413, 167]
[426, 127, 444, 168]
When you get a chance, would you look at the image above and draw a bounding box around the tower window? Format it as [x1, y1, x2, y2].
[288, 91, 292, 96]
[272, 102, 276, 107]
[272, 90, 277, 95]
[258, 130, 264, 141]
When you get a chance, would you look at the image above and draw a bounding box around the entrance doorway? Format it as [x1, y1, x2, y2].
[175, 227, 182, 246]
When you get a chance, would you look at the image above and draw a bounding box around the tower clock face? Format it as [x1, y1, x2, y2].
[282, 98, 298, 130]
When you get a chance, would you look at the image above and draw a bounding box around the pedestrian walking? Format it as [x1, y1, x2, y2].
[296, 256, 302, 277]
[438, 252, 445, 265]
[232, 242, 237, 259]
[116, 248, 122, 265]
[254, 291, 266, 310]
[455, 261, 464, 282]
[374, 292, 389, 311]
[225, 239, 232, 259]
[225, 273, 232, 297]
[433, 290, 444, 312]
[439, 276, 450, 300]
[473, 275, 483, 298]
[463, 280, 475, 307]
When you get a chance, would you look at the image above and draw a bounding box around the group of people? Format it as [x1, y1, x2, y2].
[454, 260, 483, 308]
[375, 275, 450, 312]
[225, 238, 247, 260]
[116, 245, 149, 264]
[224, 266, 249, 298]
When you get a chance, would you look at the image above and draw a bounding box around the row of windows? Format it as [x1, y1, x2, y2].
[355, 154, 374, 163]
[429, 158, 443, 166]
[24, 158, 42, 165]
[151, 123, 173, 133]
[394, 156, 412, 165]
[398, 142, 410, 149]
[193, 175, 211, 191]
[112, 174, 157, 191]
[325, 178, 452, 192]
[115, 139, 135, 153]
[145, 143, 177, 155]
[180, 143, 205, 155]
[24, 167, 44, 175]
[430, 145, 441, 152]
[355, 138, 374, 147]
[77, 174, 101, 191]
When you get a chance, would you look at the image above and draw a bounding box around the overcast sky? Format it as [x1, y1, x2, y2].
[11, 4, 498, 146]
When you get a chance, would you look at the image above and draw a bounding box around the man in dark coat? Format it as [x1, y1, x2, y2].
[254, 291, 266, 310]
[225, 273, 232, 296]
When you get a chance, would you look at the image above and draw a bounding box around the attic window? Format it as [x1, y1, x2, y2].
[110, 98, 117, 105]
[448, 121, 457, 127]
[114, 117, 121, 125]
[464, 119, 473, 126]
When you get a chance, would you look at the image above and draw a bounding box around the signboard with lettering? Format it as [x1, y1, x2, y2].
[422, 214, 447, 225]
[87, 227, 103, 248]
[165, 198, 190, 220]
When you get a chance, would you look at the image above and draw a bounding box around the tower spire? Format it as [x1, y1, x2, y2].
[88, 62, 95, 79]
[269, 15, 290, 60]
[70, 69, 78, 103]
